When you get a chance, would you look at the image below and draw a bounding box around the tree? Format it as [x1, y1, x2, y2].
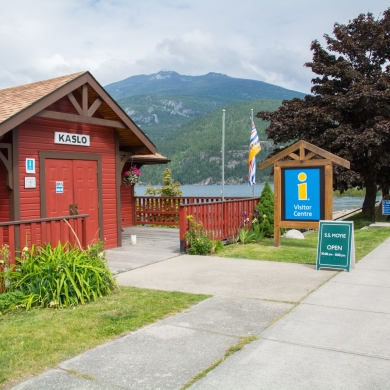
[253, 182, 274, 236]
[145, 167, 183, 196]
[257, 9, 390, 216]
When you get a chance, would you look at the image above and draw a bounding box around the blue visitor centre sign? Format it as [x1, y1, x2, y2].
[282, 167, 323, 221]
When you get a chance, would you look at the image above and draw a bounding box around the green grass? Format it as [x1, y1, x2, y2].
[0, 287, 209, 386]
[214, 227, 390, 265]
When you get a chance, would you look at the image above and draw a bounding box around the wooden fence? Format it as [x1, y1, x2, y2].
[134, 196, 237, 226]
[0, 214, 89, 267]
[178, 198, 260, 252]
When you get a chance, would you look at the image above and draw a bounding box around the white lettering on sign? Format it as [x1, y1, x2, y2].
[327, 245, 343, 251]
[54, 132, 90, 146]
[293, 204, 313, 216]
[294, 204, 312, 210]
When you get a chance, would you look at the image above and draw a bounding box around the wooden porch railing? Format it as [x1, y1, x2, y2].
[179, 198, 260, 252]
[0, 214, 89, 267]
[134, 196, 237, 226]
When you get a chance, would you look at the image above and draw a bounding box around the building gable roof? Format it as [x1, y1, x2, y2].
[0, 71, 156, 154]
[259, 140, 350, 170]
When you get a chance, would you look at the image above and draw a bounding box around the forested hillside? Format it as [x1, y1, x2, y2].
[139, 99, 281, 185]
[116, 93, 224, 142]
[107, 70, 306, 185]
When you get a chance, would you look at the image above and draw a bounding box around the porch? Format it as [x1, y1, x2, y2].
[106, 226, 180, 274]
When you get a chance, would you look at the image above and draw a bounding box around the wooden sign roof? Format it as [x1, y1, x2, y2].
[0, 71, 156, 155]
[259, 140, 350, 170]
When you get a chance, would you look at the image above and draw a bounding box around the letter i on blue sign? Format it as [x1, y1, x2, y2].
[297, 172, 307, 200]
[26, 158, 35, 173]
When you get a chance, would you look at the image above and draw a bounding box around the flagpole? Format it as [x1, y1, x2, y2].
[222, 109, 225, 201]
[251, 109, 255, 198]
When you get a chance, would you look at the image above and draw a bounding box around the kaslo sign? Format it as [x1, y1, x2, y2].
[259, 140, 350, 247]
[55, 132, 90, 146]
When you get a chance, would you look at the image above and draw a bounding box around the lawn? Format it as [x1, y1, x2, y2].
[214, 227, 390, 264]
[0, 287, 209, 387]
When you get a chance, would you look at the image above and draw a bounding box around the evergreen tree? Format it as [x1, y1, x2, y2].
[254, 182, 274, 236]
[145, 168, 183, 196]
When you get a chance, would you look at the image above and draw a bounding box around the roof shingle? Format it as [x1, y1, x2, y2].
[0, 72, 86, 124]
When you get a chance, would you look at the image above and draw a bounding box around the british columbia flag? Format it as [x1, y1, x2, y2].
[248, 122, 261, 185]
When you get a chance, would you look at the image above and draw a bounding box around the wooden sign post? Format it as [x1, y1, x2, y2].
[259, 140, 350, 247]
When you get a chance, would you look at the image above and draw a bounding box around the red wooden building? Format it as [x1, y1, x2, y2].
[0, 71, 168, 251]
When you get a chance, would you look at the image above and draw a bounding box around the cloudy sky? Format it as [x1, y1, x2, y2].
[0, 0, 388, 93]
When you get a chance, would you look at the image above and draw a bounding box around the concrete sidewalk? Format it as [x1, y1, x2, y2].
[191, 238, 390, 389]
[11, 240, 390, 389]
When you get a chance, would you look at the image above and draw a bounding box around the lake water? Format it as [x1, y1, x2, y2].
[135, 184, 378, 212]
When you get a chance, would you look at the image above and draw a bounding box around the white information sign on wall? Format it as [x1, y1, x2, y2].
[25, 177, 36, 188]
[54, 132, 90, 147]
[26, 158, 35, 173]
[56, 181, 64, 193]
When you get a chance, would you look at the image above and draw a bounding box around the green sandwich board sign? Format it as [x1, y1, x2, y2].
[316, 220, 355, 271]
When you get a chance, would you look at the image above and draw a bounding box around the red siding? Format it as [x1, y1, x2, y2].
[46, 96, 79, 114]
[18, 116, 118, 249]
[120, 162, 134, 227]
[46, 94, 104, 118]
[0, 164, 10, 222]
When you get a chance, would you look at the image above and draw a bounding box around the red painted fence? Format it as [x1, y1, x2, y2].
[0, 214, 89, 267]
[178, 198, 260, 251]
[134, 196, 237, 226]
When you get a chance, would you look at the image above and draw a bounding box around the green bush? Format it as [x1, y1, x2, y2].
[184, 216, 214, 255]
[145, 168, 182, 196]
[0, 291, 24, 314]
[253, 182, 274, 237]
[1, 241, 117, 310]
[213, 240, 224, 253]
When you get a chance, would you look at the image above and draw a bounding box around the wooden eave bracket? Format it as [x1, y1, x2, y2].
[259, 140, 350, 170]
[120, 152, 133, 172]
[0, 143, 13, 189]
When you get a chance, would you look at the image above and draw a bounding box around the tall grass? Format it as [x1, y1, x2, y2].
[1, 241, 117, 311]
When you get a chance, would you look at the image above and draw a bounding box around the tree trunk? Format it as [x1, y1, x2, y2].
[381, 184, 389, 197]
[362, 182, 377, 217]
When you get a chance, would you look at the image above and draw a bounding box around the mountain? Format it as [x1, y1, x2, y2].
[106, 70, 306, 102]
[109, 71, 306, 143]
[116, 93, 221, 142]
[138, 99, 282, 185]
[104, 71, 306, 184]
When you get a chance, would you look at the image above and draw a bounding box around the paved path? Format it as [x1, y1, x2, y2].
[116, 255, 336, 302]
[191, 238, 390, 389]
[11, 239, 390, 389]
[106, 226, 180, 274]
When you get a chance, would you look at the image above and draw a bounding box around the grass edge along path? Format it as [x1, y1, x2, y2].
[214, 227, 390, 265]
[181, 335, 258, 390]
[0, 287, 209, 387]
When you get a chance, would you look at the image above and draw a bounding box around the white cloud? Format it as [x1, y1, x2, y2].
[0, 0, 388, 92]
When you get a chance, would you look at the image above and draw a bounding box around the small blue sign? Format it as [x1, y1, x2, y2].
[56, 181, 64, 194]
[25, 158, 35, 173]
[382, 200, 390, 215]
[283, 167, 322, 221]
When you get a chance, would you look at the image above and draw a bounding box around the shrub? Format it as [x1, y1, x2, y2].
[253, 182, 274, 237]
[145, 168, 182, 197]
[0, 291, 24, 314]
[2, 241, 117, 310]
[237, 228, 255, 244]
[213, 240, 224, 253]
[184, 216, 214, 255]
